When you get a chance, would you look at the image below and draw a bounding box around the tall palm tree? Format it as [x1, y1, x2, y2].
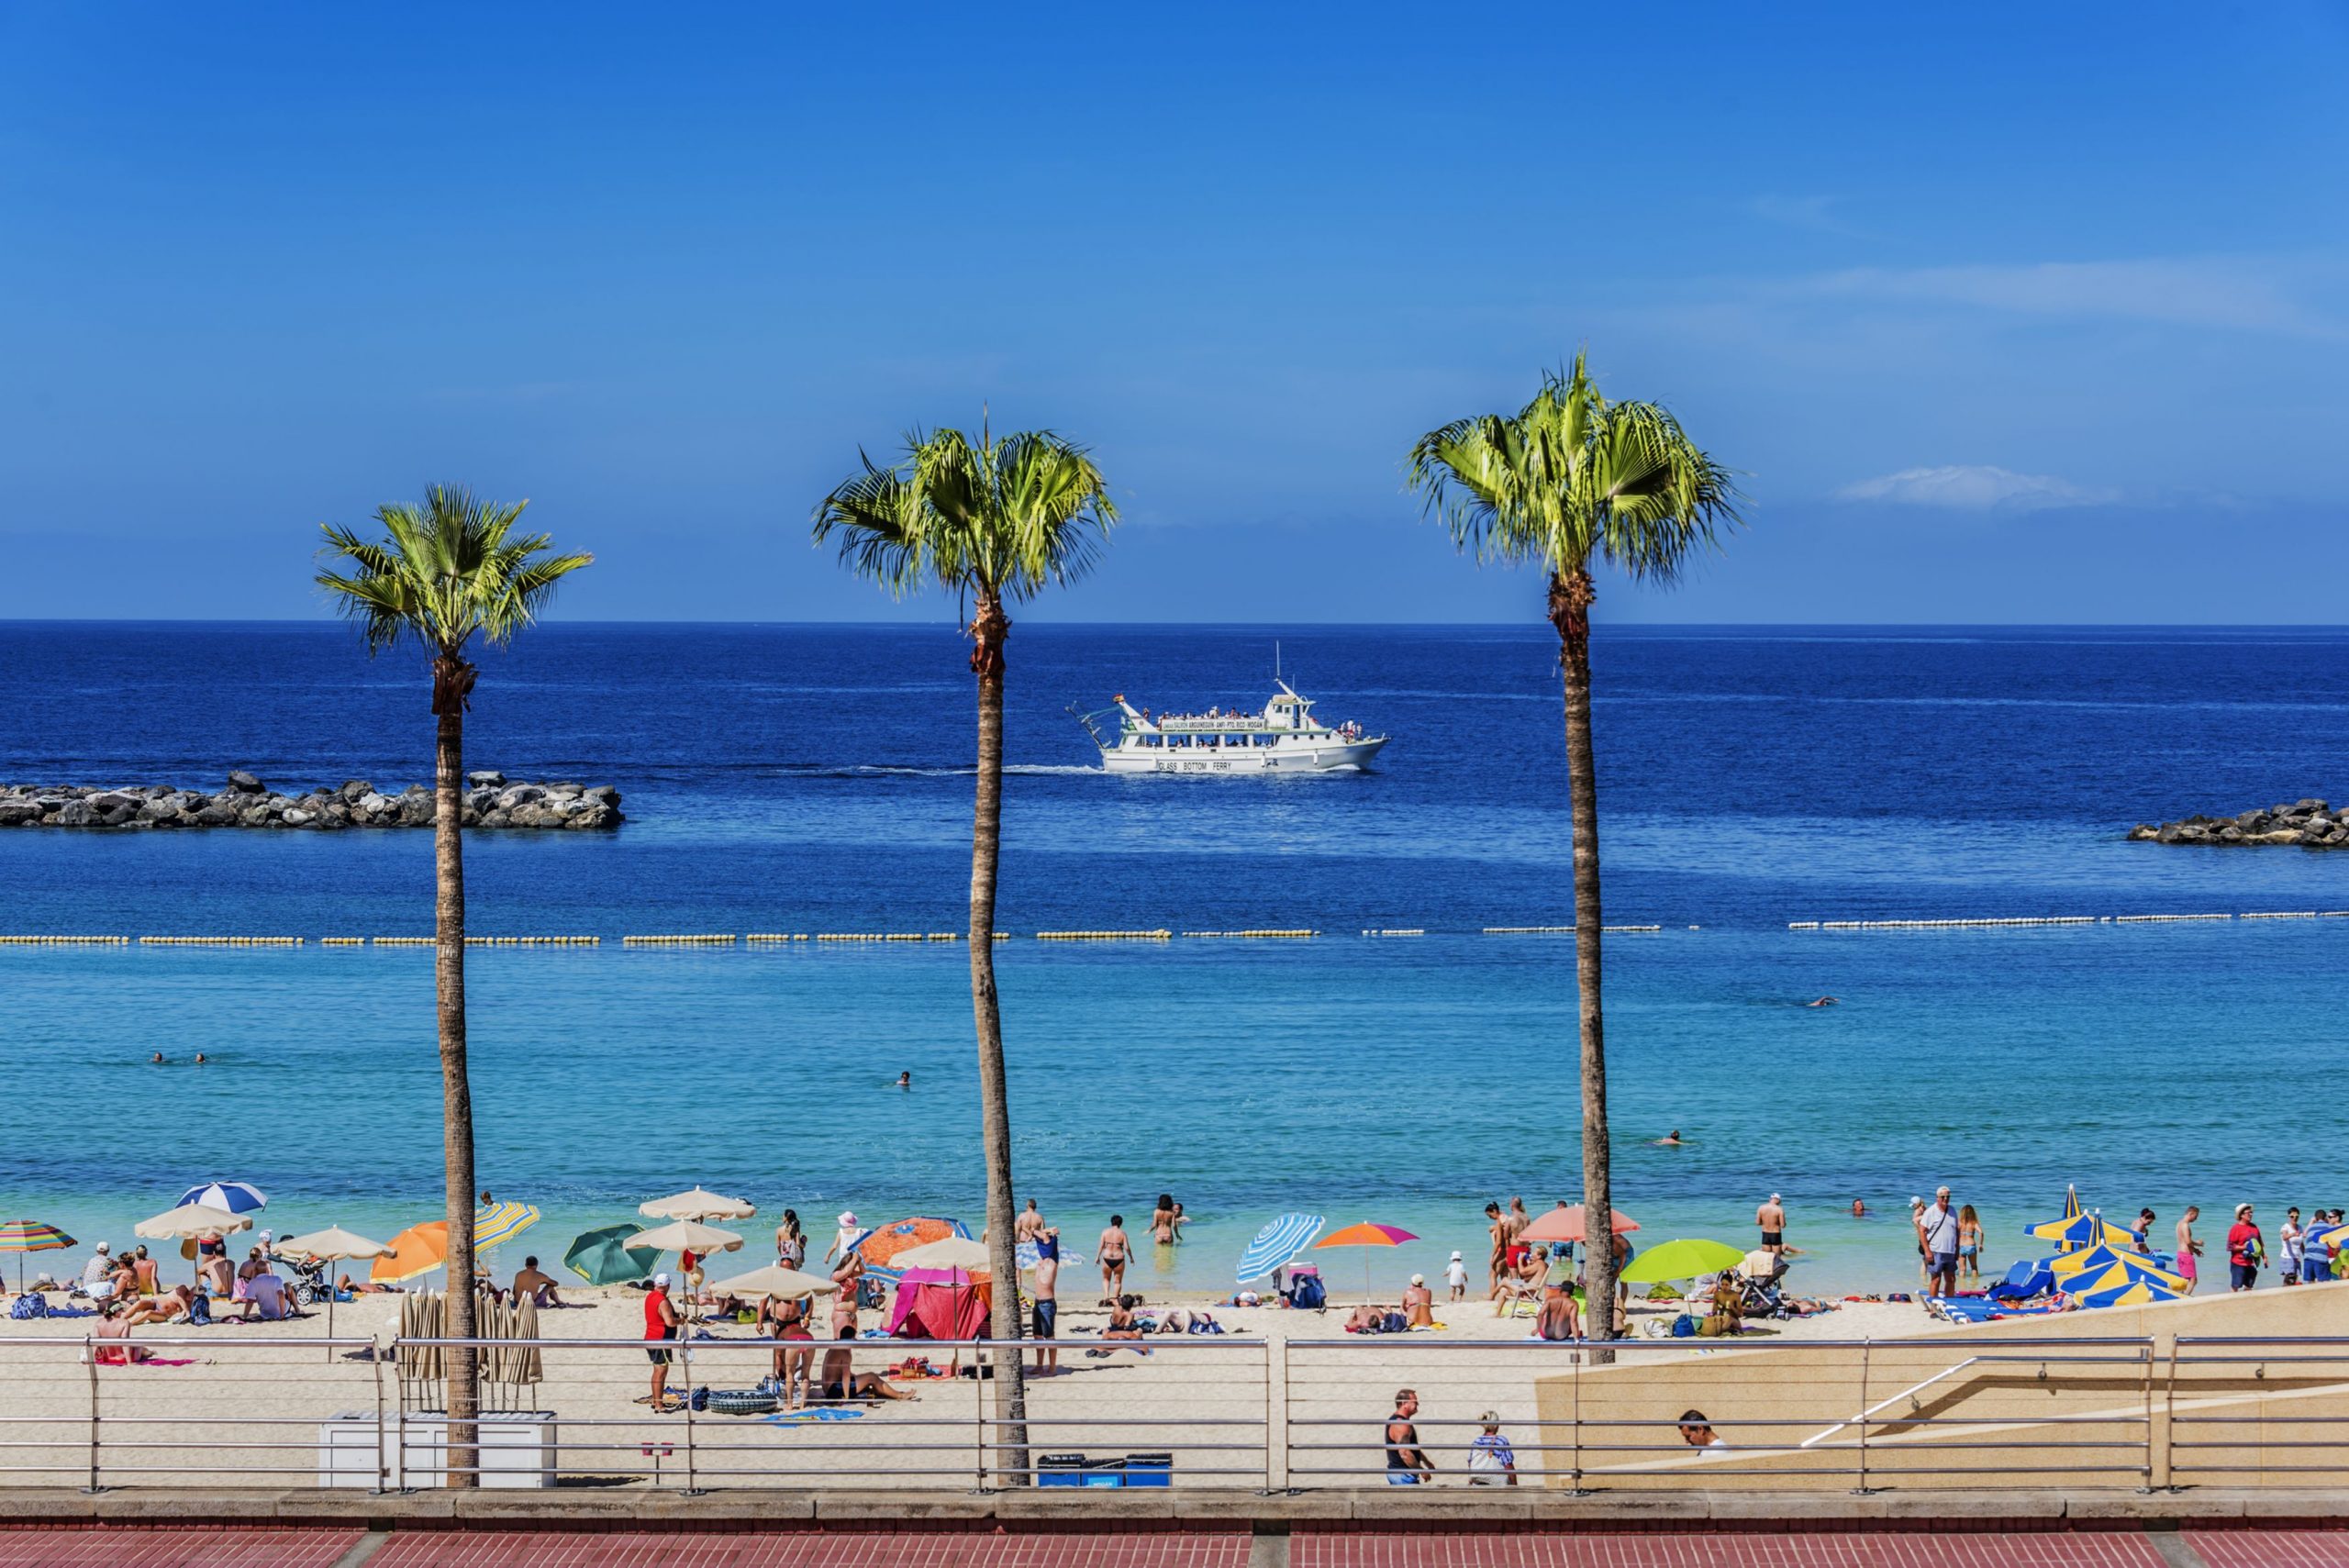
[813, 421, 1116, 1484]
[1408, 356, 1741, 1348]
[316, 486, 592, 1481]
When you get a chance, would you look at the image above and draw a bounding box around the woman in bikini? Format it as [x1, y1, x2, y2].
[1097, 1216, 1131, 1304]
[1956, 1205, 1984, 1287]
[764, 1292, 818, 1408]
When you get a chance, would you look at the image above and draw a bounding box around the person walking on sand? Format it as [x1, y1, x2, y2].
[643, 1273, 681, 1410]
[1755, 1194, 1787, 1260]
[825, 1211, 861, 1268]
[1097, 1215, 1131, 1303]
[1444, 1250, 1468, 1303]
[1919, 1187, 1960, 1298]
[2227, 1204, 2264, 1293]
[1385, 1389, 1434, 1485]
[1484, 1203, 1508, 1296]
[2176, 1207, 2203, 1294]
[1909, 1197, 1931, 1289]
[1030, 1228, 1061, 1373]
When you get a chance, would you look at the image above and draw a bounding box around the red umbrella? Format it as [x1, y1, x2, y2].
[1519, 1205, 1640, 1245]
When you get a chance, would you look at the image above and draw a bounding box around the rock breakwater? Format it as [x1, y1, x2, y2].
[0, 772, 622, 831]
[2130, 798, 2345, 848]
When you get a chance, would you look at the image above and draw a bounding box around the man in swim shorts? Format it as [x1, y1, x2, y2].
[1030, 1229, 1060, 1373]
[1755, 1193, 1787, 1259]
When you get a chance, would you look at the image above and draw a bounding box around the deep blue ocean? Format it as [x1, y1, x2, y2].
[4, 622, 2346, 1294]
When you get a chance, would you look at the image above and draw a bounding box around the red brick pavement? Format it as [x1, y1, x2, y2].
[0, 1528, 361, 1568]
[365, 1529, 1252, 1567]
[1287, 1534, 2168, 1568]
[2190, 1533, 2349, 1568]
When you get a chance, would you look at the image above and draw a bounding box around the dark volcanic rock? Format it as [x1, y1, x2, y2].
[0, 775, 621, 831]
[2139, 800, 2348, 849]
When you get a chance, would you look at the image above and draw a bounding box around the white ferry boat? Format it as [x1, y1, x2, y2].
[1072, 682, 1388, 774]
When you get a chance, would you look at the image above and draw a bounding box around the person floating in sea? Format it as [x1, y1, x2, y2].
[895, 1071, 911, 1090]
[1653, 1130, 1685, 1147]
[1806, 996, 1841, 1007]
[193, 1052, 206, 1065]
[1850, 1198, 1867, 1218]
[150, 1052, 165, 1065]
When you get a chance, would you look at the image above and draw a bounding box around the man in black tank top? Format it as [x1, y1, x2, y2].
[1385, 1388, 1433, 1484]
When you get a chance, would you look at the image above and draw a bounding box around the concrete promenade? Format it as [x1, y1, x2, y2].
[3, 1489, 2347, 1568]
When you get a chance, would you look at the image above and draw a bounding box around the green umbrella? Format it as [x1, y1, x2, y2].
[1619, 1238, 1748, 1284]
[564, 1224, 662, 1286]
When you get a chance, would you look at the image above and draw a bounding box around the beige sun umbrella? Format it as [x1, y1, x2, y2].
[398, 1290, 445, 1386]
[639, 1187, 756, 1222]
[891, 1235, 992, 1273]
[714, 1263, 838, 1299]
[629, 1218, 745, 1255]
[275, 1225, 392, 1359]
[135, 1203, 254, 1285]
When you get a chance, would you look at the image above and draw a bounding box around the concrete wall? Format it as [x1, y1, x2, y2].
[1531, 1278, 2349, 1490]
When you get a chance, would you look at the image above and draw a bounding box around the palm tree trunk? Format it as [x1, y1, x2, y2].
[967, 595, 1030, 1485]
[1551, 570, 1615, 1362]
[432, 655, 480, 1485]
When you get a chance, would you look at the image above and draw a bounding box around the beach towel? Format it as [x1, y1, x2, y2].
[763, 1407, 866, 1427]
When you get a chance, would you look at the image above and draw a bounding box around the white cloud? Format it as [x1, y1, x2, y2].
[1794, 257, 2346, 340]
[1837, 465, 2121, 511]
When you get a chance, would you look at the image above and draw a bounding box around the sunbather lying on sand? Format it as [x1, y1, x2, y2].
[818, 1330, 914, 1400]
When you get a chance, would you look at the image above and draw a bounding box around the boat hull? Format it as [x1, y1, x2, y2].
[1101, 739, 1387, 774]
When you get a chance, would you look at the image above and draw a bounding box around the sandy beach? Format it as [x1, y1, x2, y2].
[0, 1280, 1941, 1492]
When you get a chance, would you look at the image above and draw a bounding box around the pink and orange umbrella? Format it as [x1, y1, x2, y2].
[1313, 1221, 1419, 1301]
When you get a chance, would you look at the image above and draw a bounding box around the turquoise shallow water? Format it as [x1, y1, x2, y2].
[3, 623, 2346, 1296]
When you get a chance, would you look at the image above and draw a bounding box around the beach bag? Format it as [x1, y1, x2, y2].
[1289, 1274, 1326, 1311]
[9, 1294, 46, 1319]
[1382, 1311, 1408, 1334]
[1467, 1441, 1505, 1477]
[187, 1292, 210, 1325]
[1670, 1314, 1696, 1338]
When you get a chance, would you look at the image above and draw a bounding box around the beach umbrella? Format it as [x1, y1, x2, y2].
[629, 1218, 745, 1256]
[1619, 1238, 1748, 1285]
[474, 1201, 540, 1251]
[0, 1220, 76, 1293]
[2075, 1276, 2182, 1309]
[1313, 1221, 1419, 1301]
[2049, 1243, 2186, 1290]
[275, 1225, 391, 1357]
[173, 1181, 267, 1215]
[640, 1186, 756, 1222]
[135, 1203, 252, 1284]
[1015, 1237, 1087, 1272]
[714, 1262, 838, 1299]
[565, 1224, 662, 1286]
[2024, 1188, 2135, 1252]
[1236, 1214, 1324, 1284]
[372, 1222, 454, 1284]
[1519, 1205, 1641, 1246]
[892, 1236, 992, 1273]
[849, 1216, 969, 1282]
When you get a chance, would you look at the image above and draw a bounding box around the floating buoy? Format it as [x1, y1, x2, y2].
[1036, 930, 1173, 941]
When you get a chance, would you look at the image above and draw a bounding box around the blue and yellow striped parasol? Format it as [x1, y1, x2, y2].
[2050, 1244, 2186, 1290]
[2025, 1209, 2138, 1253]
[2075, 1276, 2181, 1309]
[474, 1202, 540, 1251]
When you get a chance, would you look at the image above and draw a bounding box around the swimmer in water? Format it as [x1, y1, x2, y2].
[150, 1052, 165, 1065]
[1851, 1198, 1867, 1217]
[895, 1072, 911, 1090]
[1807, 996, 1841, 1007]
[193, 1053, 206, 1065]
[1653, 1130, 1685, 1147]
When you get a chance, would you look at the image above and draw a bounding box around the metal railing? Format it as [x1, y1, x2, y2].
[11, 1328, 2349, 1493]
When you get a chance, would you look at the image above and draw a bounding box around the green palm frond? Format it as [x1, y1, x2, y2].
[316, 486, 594, 659]
[812, 420, 1118, 606]
[1407, 352, 1743, 587]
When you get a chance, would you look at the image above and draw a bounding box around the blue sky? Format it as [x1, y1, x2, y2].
[3, 5, 2344, 623]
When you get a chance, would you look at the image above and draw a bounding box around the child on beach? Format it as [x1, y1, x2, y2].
[1444, 1251, 1467, 1302]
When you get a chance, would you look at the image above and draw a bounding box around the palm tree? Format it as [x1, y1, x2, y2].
[1408, 356, 1741, 1348]
[813, 421, 1116, 1484]
[316, 486, 592, 1482]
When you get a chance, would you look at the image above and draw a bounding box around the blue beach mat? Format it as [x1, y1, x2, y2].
[762, 1407, 867, 1427]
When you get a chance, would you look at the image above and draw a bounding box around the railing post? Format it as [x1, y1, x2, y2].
[371, 1338, 390, 1495]
[2139, 1340, 2156, 1493]
[971, 1343, 990, 1493]
[1850, 1338, 1874, 1496]
[678, 1333, 701, 1495]
[83, 1334, 101, 1495]
[2161, 1340, 2180, 1492]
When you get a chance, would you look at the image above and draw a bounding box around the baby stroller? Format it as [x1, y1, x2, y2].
[270, 1251, 334, 1307]
[1737, 1258, 1793, 1318]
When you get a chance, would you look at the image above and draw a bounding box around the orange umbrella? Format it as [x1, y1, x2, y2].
[850, 1217, 969, 1281]
[371, 1221, 451, 1284]
[1312, 1221, 1418, 1301]
[1518, 1205, 1640, 1245]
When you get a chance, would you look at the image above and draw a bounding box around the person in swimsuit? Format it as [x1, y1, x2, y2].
[2176, 1207, 2202, 1294]
[774, 1210, 806, 1270]
[1755, 1194, 1787, 1259]
[1483, 1203, 1508, 1296]
[829, 1250, 865, 1334]
[1385, 1389, 1433, 1484]
[1806, 996, 1840, 1007]
[818, 1329, 913, 1401]
[1030, 1229, 1061, 1373]
[1150, 1195, 1179, 1246]
[764, 1291, 817, 1407]
[1401, 1274, 1435, 1328]
[1097, 1215, 1131, 1303]
[1956, 1205, 1983, 1286]
[1014, 1200, 1046, 1245]
[895, 1072, 911, 1090]
[1653, 1130, 1684, 1146]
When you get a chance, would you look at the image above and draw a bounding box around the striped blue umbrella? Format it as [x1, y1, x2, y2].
[174, 1181, 268, 1215]
[1236, 1213, 1325, 1284]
